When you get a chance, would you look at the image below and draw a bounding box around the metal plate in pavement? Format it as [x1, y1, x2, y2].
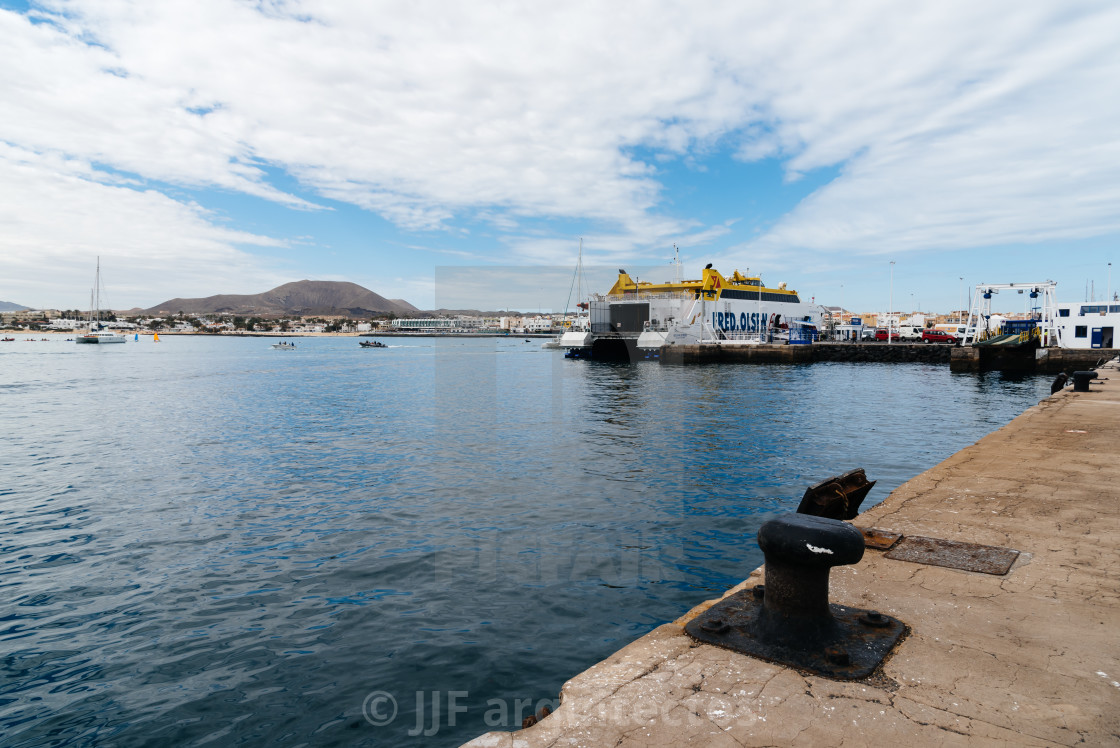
[884, 535, 1019, 575]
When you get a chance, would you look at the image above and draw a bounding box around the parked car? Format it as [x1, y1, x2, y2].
[921, 329, 958, 344]
[874, 328, 899, 341]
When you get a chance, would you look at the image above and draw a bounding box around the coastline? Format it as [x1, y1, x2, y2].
[0, 330, 553, 338]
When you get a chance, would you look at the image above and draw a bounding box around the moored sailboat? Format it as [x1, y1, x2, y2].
[75, 258, 126, 344]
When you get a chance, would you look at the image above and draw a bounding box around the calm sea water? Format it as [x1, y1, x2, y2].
[0, 336, 1052, 746]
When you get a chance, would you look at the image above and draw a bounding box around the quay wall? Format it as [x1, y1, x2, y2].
[661, 342, 1120, 372]
[811, 341, 951, 363]
[951, 345, 1120, 373]
[658, 343, 813, 364]
[465, 357, 1120, 747]
[660, 342, 950, 365]
[1036, 346, 1120, 372]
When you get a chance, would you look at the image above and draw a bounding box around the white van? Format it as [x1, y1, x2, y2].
[898, 325, 922, 341]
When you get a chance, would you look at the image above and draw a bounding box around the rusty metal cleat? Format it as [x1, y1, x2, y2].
[796, 468, 877, 520]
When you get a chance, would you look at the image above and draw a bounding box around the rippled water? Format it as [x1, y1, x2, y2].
[0, 336, 1051, 746]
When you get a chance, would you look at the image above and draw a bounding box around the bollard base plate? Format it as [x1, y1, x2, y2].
[685, 589, 906, 679]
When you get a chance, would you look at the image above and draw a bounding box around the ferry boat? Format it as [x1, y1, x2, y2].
[565, 264, 825, 359]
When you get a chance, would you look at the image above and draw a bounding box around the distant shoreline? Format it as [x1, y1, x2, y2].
[3, 330, 556, 338]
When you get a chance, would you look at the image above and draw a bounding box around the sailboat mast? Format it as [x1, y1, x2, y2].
[95, 256, 101, 326]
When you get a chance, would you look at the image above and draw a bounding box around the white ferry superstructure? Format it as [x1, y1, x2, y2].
[1053, 301, 1119, 349]
[565, 266, 826, 359]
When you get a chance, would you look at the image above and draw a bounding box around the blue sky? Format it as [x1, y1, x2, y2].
[1, 1, 1118, 314]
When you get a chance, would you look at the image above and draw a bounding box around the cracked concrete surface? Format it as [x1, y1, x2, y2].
[464, 359, 1120, 747]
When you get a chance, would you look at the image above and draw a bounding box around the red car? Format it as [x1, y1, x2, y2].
[921, 329, 958, 343]
[874, 329, 899, 341]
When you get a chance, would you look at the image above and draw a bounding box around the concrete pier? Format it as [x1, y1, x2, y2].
[658, 341, 1118, 371]
[950, 346, 1120, 373]
[465, 359, 1120, 747]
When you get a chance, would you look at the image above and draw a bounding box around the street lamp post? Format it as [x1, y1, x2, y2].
[889, 261, 895, 345]
[1109, 262, 1113, 305]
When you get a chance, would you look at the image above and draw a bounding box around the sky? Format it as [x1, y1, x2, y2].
[1, 0, 1118, 315]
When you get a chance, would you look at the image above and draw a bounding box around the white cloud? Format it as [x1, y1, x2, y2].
[740, 2, 1120, 255]
[0, 143, 287, 308]
[1, 0, 1118, 302]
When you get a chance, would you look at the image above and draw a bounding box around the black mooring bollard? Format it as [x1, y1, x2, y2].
[685, 512, 906, 679]
[1072, 370, 1096, 392]
[755, 514, 865, 641]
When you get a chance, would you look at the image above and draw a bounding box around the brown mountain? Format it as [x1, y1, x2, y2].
[144, 280, 418, 317]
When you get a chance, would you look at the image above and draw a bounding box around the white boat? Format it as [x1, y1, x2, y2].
[548, 238, 592, 350]
[272, 341, 296, 350]
[565, 260, 825, 359]
[75, 258, 126, 344]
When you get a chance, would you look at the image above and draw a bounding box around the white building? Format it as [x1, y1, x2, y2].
[392, 317, 481, 332]
[523, 316, 555, 333]
[1054, 302, 1119, 348]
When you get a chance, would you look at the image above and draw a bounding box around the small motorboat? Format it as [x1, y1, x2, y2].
[272, 341, 296, 350]
[359, 340, 387, 348]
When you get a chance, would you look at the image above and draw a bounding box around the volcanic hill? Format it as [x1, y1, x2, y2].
[144, 280, 419, 317]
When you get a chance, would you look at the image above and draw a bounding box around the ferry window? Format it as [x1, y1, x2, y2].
[1111, 305, 1120, 313]
[1075, 326, 1087, 338]
[1058, 308, 1070, 317]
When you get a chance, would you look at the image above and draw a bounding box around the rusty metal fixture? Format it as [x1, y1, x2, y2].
[685, 514, 906, 679]
[796, 468, 877, 520]
[1072, 370, 1097, 392]
[884, 535, 1020, 575]
[859, 527, 902, 551]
